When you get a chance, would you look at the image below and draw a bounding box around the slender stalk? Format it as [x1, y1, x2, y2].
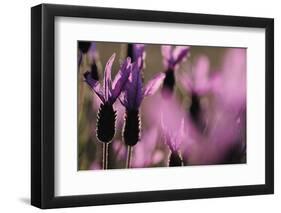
[126, 146, 132, 169]
[103, 143, 109, 170]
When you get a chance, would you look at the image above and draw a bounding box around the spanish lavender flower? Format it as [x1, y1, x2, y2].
[84, 53, 131, 169]
[161, 45, 190, 92]
[120, 62, 165, 167]
[84, 53, 131, 142]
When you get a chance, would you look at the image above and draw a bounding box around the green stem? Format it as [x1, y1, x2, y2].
[103, 143, 109, 170]
[126, 146, 132, 169]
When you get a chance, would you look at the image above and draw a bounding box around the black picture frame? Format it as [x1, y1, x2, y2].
[31, 3, 274, 209]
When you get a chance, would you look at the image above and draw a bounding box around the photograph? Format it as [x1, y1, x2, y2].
[30, 3, 274, 209]
[78, 41, 247, 170]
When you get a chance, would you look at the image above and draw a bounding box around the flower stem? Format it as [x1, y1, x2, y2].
[103, 143, 109, 170]
[126, 146, 132, 168]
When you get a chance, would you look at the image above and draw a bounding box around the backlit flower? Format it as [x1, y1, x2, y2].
[161, 45, 190, 92]
[84, 53, 132, 143]
[120, 62, 165, 146]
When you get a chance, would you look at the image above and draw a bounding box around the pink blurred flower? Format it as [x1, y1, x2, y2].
[179, 55, 218, 131]
[212, 48, 247, 114]
[161, 45, 190, 70]
[161, 45, 190, 92]
[179, 55, 218, 96]
[180, 49, 247, 164]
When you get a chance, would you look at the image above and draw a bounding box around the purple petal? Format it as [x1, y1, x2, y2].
[214, 49, 246, 112]
[103, 53, 115, 102]
[172, 46, 190, 67]
[111, 57, 132, 103]
[178, 71, 193, 93]
[83, 71, 105, 103]
[149, 95, 187, 151]
[143, 72, 165, 97]
[88, 42, 98, 61]
[161, 45, 173, 69]
[133, 44, 146, 69]
[192, 55, 212, 95]
[123, 63, 142, 110]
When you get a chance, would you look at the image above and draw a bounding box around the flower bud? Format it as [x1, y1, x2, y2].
[123, 110, 141, 146]
[169, 151, 183, 167]
[163, 68, 175, 92]
[96, 103, 116, 143]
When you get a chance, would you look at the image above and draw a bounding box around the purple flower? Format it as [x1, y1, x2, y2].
[179, 55, 218, 130]
[161, 45, 190, 92]
[84, 53, 132, 105]
[161, 45, 190, 70]
[161, 114, 185, 167]
[179, 55, 218, 95]
[212, 49, 246, 114]
[162, 118, 185, 153]
[120, 63, 165, 111]
[120, 61, 165, 166]
[84, 53, 131, 145]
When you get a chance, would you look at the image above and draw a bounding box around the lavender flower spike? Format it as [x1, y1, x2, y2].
[161, 45, 190, 92]
[120, 62, 165, 168]
[120, 63, 165, 112]
[84, 53, 132, 143]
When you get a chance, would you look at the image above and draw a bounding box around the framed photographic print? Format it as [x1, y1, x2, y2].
[31, 3, 274, 209]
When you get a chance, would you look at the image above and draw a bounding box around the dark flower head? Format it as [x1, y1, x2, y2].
[89, 62, 99, 81]
[161, 45, 189, 92]
[123, 109, 141, 146]
[169, 151, 183, 167]
[84, 53, 132, 105]
[96, 103, 116, 143]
